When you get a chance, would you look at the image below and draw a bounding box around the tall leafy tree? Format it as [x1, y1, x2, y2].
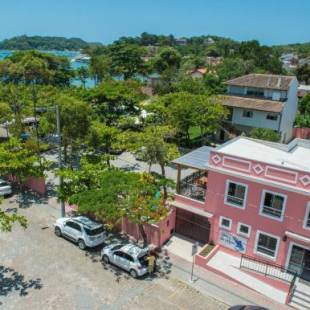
[108, 43, 145, 79]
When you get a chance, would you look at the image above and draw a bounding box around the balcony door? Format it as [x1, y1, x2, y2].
[288, 245, 310, 281]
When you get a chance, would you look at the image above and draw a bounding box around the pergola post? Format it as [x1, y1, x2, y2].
[176, 164, 181, 194]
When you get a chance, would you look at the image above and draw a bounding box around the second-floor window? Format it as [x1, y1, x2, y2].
[242, 110, 253, 118]
[304, 203, 310, 230]
[246, 87, 264, 97]
[260, 190, 286, 221]
[225, 181, 247, 209]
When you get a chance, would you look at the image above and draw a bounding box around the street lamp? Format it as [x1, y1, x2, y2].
[36, 105, 65, 217]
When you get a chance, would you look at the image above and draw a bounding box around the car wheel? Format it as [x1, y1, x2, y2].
[54, 227, 62, 237]
[130, 269, 138, 278]
[102, 255, 110, 264]
[78, 239, 86, 250]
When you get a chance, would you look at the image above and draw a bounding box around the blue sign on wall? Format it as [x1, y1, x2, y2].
[219, 230, 247, 254]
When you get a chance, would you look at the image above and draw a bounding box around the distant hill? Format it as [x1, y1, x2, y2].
[0, 35, 102, 51]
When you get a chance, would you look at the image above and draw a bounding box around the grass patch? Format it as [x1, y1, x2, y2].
[199, 243, 215, 257]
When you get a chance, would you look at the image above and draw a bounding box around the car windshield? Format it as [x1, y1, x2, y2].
[138, 254, 148, 266]
[111, 245, 123, 251]
[0, 181, 9, 187]
[84, 226, 104, 236]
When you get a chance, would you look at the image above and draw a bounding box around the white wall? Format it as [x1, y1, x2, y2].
[279, 78, 298, 143]
[231, 108, 281, 131]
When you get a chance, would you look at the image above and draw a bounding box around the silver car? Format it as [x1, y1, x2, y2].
[101, 243, 149, 278]
[0, 179, 12, 196]
[54, 216, 106, 250]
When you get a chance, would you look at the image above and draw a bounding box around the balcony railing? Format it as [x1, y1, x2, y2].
[178, 171, 207, 202]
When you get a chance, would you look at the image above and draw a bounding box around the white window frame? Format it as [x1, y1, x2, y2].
[259, 190, 287, 222]
[224, 180, 248, 209]
[303, 202, 310, 230]
[219, 216, 232, 230]
[237, 222, 251, 238]
[254, 230, 280, 261]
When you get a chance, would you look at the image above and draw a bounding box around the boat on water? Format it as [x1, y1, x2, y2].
[71, 53, 91, 63]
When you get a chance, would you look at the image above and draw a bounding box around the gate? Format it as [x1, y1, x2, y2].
[175, 208, 210, 243]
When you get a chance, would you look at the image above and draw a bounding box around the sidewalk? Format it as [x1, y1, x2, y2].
[165, 252, 291, 310]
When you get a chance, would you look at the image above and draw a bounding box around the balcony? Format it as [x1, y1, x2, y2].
[179, 171, 207, 202]
[172, 146, 213, 203]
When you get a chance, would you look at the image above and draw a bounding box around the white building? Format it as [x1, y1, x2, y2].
[220, 74, 298, 143]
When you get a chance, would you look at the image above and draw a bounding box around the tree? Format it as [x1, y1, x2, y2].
[128, 126, 178, 198]
[44, 95, 92, 164]
[87, 121, 121, 166]
[152, 47, 181, 73]
[217, 58, 255, 81]
[89, 55, 112, 84]
[250, 128, 281, 142]
[90, 80, 144, 124]
[76, 66, 89, 88]
[0, 50, 73, 86]
[299, 93, 310, 114]
[108, 43, 145, 79]
[0, 138, 45, 189]
[296, 64, 310, 85]
[148, 92, 227, 142]
[69, 170, 169, 246]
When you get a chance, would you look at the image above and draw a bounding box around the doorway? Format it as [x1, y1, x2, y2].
[288, 245, 310, 281]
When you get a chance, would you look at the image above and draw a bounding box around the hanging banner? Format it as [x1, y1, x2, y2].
[219, 229, 247, 253]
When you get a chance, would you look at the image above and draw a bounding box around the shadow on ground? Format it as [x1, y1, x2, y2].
[83, 233, 172, 283]
[0, 266, 42, 305]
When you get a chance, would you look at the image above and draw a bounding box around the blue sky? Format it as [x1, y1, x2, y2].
[0, 0, 309, 45]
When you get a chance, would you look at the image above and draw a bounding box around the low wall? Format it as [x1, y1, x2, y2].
[121, 209, 176, 247]
[293, 127, 310, 139]
[6, 175, 46, 195]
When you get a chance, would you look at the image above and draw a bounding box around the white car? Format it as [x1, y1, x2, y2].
[54, 216, 106, 250]
[0, 179, 12, 196]
[101, 243, 149, 278]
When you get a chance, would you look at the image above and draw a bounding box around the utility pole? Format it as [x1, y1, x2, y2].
[56, 105, 65, 217]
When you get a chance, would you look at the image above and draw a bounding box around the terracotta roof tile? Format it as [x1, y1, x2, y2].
[224, 74, 295, 90]
[220, 95, 284, 113]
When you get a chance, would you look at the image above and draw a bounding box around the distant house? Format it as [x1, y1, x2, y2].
[175, 38, 187, 46]
[206, 56, 223, 66]
[187, 68, 208, 79]
[280, 53, 299, 70]
[205, 37, 215, 45]
[219, 74, 298, 143]
[146, 73, 161, 87]
[298, 84, 310, 98]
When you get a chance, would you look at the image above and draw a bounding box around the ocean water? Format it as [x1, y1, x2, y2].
[0, 50, 96, 88]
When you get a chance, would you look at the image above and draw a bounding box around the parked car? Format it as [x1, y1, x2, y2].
[101, 243, 149, 278]
[54, 216, 106, 250]
[0, 179, 12, 196]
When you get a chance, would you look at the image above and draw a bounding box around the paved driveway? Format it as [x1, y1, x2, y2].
[0, 197, 227, 310]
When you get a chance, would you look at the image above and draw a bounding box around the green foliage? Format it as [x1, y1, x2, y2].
[296, 64, 310, 85]
[250, 128, 281, 142]
[0, 50, 73, 86]
[107, 43, 145, 79]
[152, 47, 182, 73]
[0, 138, 45, 184]
[90, 55, 112, 84]
[0, 206, 27, 232]
[148, 92, 227, 141]
[0, 35, 94, 51]
[69, 170, 169, 233]
[90, 79, 144, 124]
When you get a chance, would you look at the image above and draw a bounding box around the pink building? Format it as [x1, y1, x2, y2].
[171, 137, 310, 283]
